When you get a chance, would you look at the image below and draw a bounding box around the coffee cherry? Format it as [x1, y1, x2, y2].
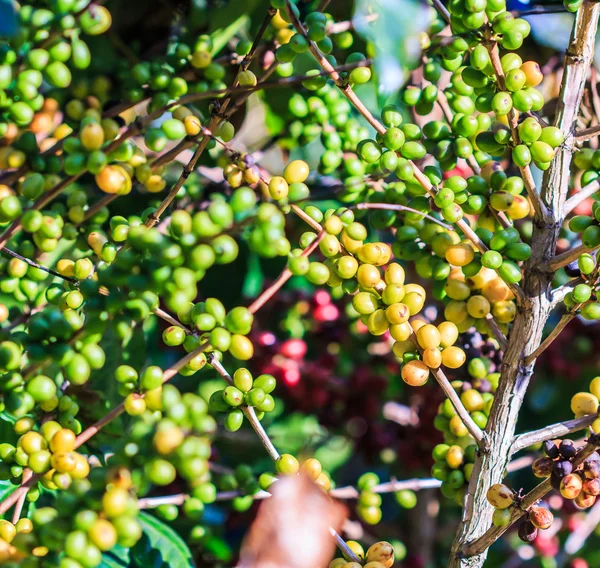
[518, 520, 538, 543]
[492, 508, 511, 527]
[401, 360, 429, 386]
[487, 483, 514, 509]
[532, 457, 554, 478]
[529, 506, 553, 529]
[365, 541, 394, 567]
[560, 473, 583, 499]
[276, 454, 299, 475]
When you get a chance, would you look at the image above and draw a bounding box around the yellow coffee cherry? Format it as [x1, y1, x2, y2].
[367, 310, 389, 336]
[357, 264, 381, 289]
[445, 243, 475, 266]
[492, 300, 516, 323]
[403, 291, 425, 315]
[465, 266, 497, 290]
[344, 541, 365, 560]
[444, 300, 468, 324]
[353, 292, 379, 315]
[438, 321, 459, 347]
[191, 50, 212, 69]
[506, 195, 530, 219]
[423, 347, 442, 368]
[57, 259, 75, 277]
[80, 122, 105, 151]
[366, 541, 395, 567]
[314, 472, 331, 491]
[357, 243, 392, 266]
[467, 295, 491, 318]
[385, 303, 409, 325]
[340, 232, 363, 254]
[441, 346, 466, 369]
[300, 458, 322, 480]
[482, 278, 510, 303]
[590, 377, 600, 399]
[401, 360, 430, 386]
[461, 389, 485, 412]
[95, 165, 126, 194]
[283, 160, 309, 184]
[449, 415, 469, 437]
[389, 322, 411, 341]
[571, 392, 599, 416]
[410, 319, 427, 333]
[445, 279, 471, 300]
[329, 559, 346, 568]
[385, 262, 405, 284]
[0, 521, 16, 543]
[268, 176, 288, 200]
[392, 339, 415, 358]
[446, 445, 464, 469]
[145, 174, 166, 193]
[416, 324, 441, 349]
[88, 231, 108, 256]
[184, 115, 201, 136]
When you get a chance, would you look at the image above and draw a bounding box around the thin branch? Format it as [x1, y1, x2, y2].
[431, 0, 451, 24]
[549, 243, 600, 271]
[551, 277, 583, 306]
[463, 436, 600, 557]
[247, 232, 324, 314]
[2, 248, 78, 284]
[484, 313, 508, 350]
[564, 179, 600, 214]
[512, 413, 597, 453]
[524, 312, 575, 364]
[11, 470, 31, 523]
[575, 123, 600, 142]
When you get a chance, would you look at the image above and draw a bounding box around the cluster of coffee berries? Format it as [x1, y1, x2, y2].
[209, 368, 276, 431]
[0, 424, 88, 489]
[571, 376, 600, 431]
[532, 441, 600, 510]
[329, 539, 395, 568]
[113, 364, 165, 416]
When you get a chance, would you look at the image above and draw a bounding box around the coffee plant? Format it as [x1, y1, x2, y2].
[2, 0, 600, 566]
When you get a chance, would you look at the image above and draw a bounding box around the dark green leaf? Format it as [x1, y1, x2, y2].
[130, 512, 194, 568]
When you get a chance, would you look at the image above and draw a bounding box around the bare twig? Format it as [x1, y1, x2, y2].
[512, 413, 597, 453]
[575, 124, 600, 141]
[549, 244, 600, 271]
[484, 313, 508, 351]
[524, 312, 575, 364]
[564, 179, 600, 214]
[431, 0, 451, 24]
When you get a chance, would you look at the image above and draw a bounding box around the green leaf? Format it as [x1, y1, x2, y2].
[130, 512, 195, 568]
[353, 0, 429, 98]
[210, 14, 250, 57]
[99, 545, 130, 568]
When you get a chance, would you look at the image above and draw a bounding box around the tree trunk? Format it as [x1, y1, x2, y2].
[448, 3, 600, 565]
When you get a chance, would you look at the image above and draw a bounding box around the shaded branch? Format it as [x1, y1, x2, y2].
[564, 179, 600, 215]
[512, 413, 597, 453]
[524, 312, 575, 364]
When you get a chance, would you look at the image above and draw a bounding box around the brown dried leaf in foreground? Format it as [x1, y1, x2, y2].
[239, 473, 347, 568]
